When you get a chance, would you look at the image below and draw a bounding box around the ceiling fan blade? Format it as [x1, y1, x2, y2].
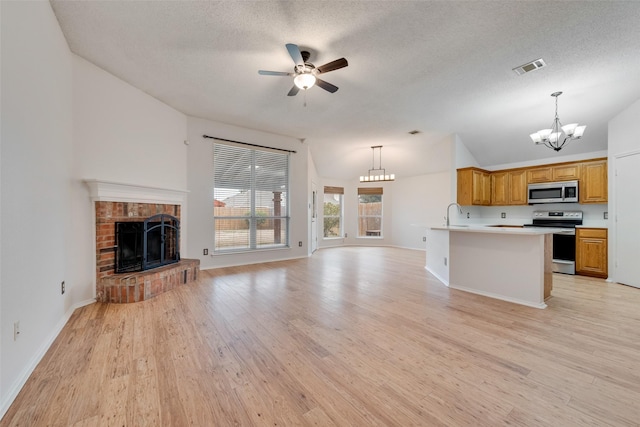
[316, 58, 348, 74]
[286, 43, 304, 67]
[287, 85, 300, 96]
[258, 70, 293, 76]
[315, 78, 339, 93]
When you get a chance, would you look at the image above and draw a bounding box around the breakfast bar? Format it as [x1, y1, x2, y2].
[426, 225, 559, 308]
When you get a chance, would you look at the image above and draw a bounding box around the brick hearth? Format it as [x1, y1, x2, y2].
[98, 259, 199, 303]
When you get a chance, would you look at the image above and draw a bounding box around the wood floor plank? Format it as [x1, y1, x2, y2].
[3, 247, 640, 426]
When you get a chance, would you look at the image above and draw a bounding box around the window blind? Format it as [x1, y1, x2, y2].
[358, 187, 383, 195]
[324, 186, 344, 195]
[213, 142, 289, 252]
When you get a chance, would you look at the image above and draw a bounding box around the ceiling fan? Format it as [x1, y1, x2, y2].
[258, 43, 348, 96]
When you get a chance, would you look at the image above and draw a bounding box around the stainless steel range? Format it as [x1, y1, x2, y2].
[523, 210, 583, 275]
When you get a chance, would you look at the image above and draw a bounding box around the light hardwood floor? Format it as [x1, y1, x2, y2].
[2, 247, 640, 426]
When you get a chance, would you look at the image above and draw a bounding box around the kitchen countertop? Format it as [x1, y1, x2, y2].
[576, 224, 608, 229]
[430, 225, 572, 235]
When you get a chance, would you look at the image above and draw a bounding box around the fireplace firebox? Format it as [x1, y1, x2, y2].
[115, 214, 180, 273]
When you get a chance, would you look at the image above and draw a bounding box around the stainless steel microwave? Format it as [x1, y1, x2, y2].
[528, 180, 579, 204]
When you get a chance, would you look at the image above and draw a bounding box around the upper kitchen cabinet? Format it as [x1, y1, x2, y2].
[527, 163, 580, 183]
[457, 167, 491, 206]
[491, 169, 527, 205]
[552, 164, 581, 181]
[527, 167, 552, 183]
[580, 159, 608, 203]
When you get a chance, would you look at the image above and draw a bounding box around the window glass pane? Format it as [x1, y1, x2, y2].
[323, 193, 342, 238]
[213, 143, 289, 252]
[257, 218, 288, 248]
[214, 218, 250, 251]
[358, 194, 382, 237]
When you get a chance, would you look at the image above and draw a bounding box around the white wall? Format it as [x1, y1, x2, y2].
[392, 172, 452, 250]
[73, 56, 188, 189]
[394, 135, 456, 247]
[1, 0, 73, 415]
[186, 117, 309, 268]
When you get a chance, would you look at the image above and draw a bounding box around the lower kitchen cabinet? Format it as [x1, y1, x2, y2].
[576, 228, 608, 278]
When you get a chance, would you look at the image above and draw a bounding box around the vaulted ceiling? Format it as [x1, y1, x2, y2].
[50, 1, 640, 179]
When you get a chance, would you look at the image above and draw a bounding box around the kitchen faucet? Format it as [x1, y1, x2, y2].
[445, 202, 463, 227]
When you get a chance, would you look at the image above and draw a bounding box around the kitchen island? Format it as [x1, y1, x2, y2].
[426, 225, 560, 308]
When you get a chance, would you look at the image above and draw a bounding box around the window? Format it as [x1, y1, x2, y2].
[358, 187, 383, 237]
[323, 186, 344, 238]
[213, 143, 289, 252]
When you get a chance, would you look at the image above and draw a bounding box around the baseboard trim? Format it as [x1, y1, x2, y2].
[448, 284, 547, 309]
[0, 298, 96, 420]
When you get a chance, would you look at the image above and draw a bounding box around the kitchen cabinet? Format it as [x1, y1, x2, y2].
[528, 163, 580, 183]
[508, 170, 527, 205]
[457, 168, 490, 206]
[580, 159, 608, 203]
[527, 167, 552, 183]
[552, 164, 581, 181]
[491, 170, 527, 205]
[576, 228, 608, 278]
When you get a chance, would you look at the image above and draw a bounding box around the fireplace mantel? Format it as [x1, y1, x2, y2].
[84, 179, 188, 204]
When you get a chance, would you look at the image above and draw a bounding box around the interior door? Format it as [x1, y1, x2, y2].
[311, 182, 318, 253]
[615, 152, 640, 288]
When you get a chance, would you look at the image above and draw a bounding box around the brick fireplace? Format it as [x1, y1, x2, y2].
[86, 180, 199, 303]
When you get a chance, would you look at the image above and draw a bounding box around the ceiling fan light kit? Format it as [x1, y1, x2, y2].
[360, 145, 395, 182]
[293, 73, 316, 90]
[530, 91, 586, 152]
[258, 43, 348, 96]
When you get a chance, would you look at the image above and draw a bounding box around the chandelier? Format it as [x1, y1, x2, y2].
[360, 145, 395, 182]
[530, 91, 586, 152]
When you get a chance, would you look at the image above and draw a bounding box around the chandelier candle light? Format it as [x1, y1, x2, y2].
[360, 145, 395, 182]
[530, 91, 586, 152]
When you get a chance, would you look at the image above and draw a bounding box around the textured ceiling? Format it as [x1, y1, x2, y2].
[50, 1, 640, 179]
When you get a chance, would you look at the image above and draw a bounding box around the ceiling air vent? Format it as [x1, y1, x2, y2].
[513, 58, 547, 75]
[408, 130, 421, 135]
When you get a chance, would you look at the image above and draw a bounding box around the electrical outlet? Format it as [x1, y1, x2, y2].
[345, 233, 347, 238]
[203, 248, 208, 255]
[298, 241, 302, 247]
[61, 281, 65, 295]
[501, 212, 506, 218]
[14, 321, 20, 341]
[422, 236, 426, 242]
[604, 212, 608, 219]
[467, 212, 470, 219]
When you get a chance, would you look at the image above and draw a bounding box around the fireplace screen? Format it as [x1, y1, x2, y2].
[115, 214, 180, 273]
